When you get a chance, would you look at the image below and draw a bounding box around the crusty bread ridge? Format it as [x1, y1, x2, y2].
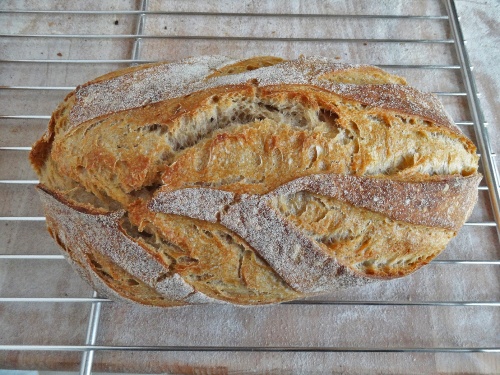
[30, 55, 481, 306]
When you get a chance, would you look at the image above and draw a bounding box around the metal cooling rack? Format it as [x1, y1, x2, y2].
[0, 0, 499, 374]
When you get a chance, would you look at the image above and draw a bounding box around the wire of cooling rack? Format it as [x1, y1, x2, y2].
[80, 4, 149, 373]
[444, 0, 500, 237]
[0, 0, 499, 373]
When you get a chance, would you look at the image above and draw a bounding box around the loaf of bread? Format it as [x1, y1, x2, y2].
[30, 55, 481, 306]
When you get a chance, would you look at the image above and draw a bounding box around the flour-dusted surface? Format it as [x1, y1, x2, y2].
[151, 173, 480, 293]
[38, 187, 219, 305]
[70, 55, 460, 136]
[70, 55, 237, 128]
[0, 1, 499, 374]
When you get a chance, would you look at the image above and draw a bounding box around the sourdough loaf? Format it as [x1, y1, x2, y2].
[30, 56, 481, 306]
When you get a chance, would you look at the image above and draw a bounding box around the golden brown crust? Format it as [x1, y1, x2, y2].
[65, 56, 449, 131]
[271, 191, 454, 279]
[38, 184, 222, 305]
[39, 184, 300, 305]
[327, 83, 462, 138]
[153, 173, 481, 232]
[271, 173, 481, 232]
[30, 55, 481, 306]
[149, 173, 479, 284]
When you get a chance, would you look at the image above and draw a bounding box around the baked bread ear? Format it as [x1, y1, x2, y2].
[30, 55, 481, 306]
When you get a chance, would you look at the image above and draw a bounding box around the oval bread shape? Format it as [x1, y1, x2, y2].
[30, 55, 481, 306]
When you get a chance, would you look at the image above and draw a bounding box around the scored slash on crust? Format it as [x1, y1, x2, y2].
[37, 185, 222, 306]
[69, 55, 459, 136]
[149, 173, 481, 294]
[37, 171, 480, 302]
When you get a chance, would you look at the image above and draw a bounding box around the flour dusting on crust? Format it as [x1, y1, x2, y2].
[38, 185, 220, 305]
[70, 55, 237, 127]
[69, 56, 458, 135]
[32, 55, 481, 306]
[150, 173, 480, 293]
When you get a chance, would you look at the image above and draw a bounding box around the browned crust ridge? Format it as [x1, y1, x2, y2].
[65, 55, 460, 136]
[37, 184, 221, 306]
[153, 173, 481, 233]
